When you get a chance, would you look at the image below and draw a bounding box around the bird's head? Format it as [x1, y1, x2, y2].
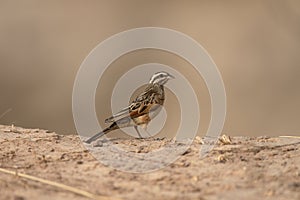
[149, 71, 175, 85]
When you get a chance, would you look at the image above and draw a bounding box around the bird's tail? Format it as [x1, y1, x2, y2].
[85, 122, 118, 144]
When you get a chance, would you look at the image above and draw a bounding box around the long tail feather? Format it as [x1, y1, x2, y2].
[85, 122, 118, 144]
[85, 129, 107, 144]
[85, 116, 134, 144]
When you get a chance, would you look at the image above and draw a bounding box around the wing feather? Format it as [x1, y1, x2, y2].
[104, 83, 164, 123]
[104, 106, 130, 123]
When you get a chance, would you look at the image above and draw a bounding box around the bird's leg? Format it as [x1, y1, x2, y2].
[141, 124, 152, 138]
[134, 126, 143, 139]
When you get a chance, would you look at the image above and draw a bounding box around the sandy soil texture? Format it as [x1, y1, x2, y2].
[0, 125, 299, 200]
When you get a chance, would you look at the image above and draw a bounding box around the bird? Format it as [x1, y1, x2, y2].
[85, 71, 175, 144]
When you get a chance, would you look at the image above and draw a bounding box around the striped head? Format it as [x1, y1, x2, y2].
[149, 71, 175, 85]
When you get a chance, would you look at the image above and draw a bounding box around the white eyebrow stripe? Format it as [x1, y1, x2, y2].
[149, 72, 168, 84]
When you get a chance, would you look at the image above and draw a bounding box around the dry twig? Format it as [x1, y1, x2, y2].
[0, 167, 121, 200]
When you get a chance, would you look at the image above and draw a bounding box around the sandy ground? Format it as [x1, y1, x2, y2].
[0, 125, 299, 200]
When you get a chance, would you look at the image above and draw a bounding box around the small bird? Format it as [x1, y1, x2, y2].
[85, 71, 175, 144]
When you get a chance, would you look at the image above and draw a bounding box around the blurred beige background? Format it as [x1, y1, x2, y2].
[0, 0, 299, 136]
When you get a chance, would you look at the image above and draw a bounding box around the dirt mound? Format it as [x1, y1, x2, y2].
[0, 125, 299, 200]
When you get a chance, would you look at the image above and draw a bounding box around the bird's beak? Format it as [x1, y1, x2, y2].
[169, 74, 175, 79]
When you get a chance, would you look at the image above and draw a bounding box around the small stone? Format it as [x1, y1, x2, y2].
[219, 134, 232, 145]
[77, 160, 84, 164]
[195, 136, 204, 144]
[216, 155, 227, 163]
[45, 155, 52, 160]
[93, 140, 103, 147]
[14, 195, 25, 200]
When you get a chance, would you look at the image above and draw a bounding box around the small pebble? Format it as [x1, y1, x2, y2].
[93, 140, 103, 147]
